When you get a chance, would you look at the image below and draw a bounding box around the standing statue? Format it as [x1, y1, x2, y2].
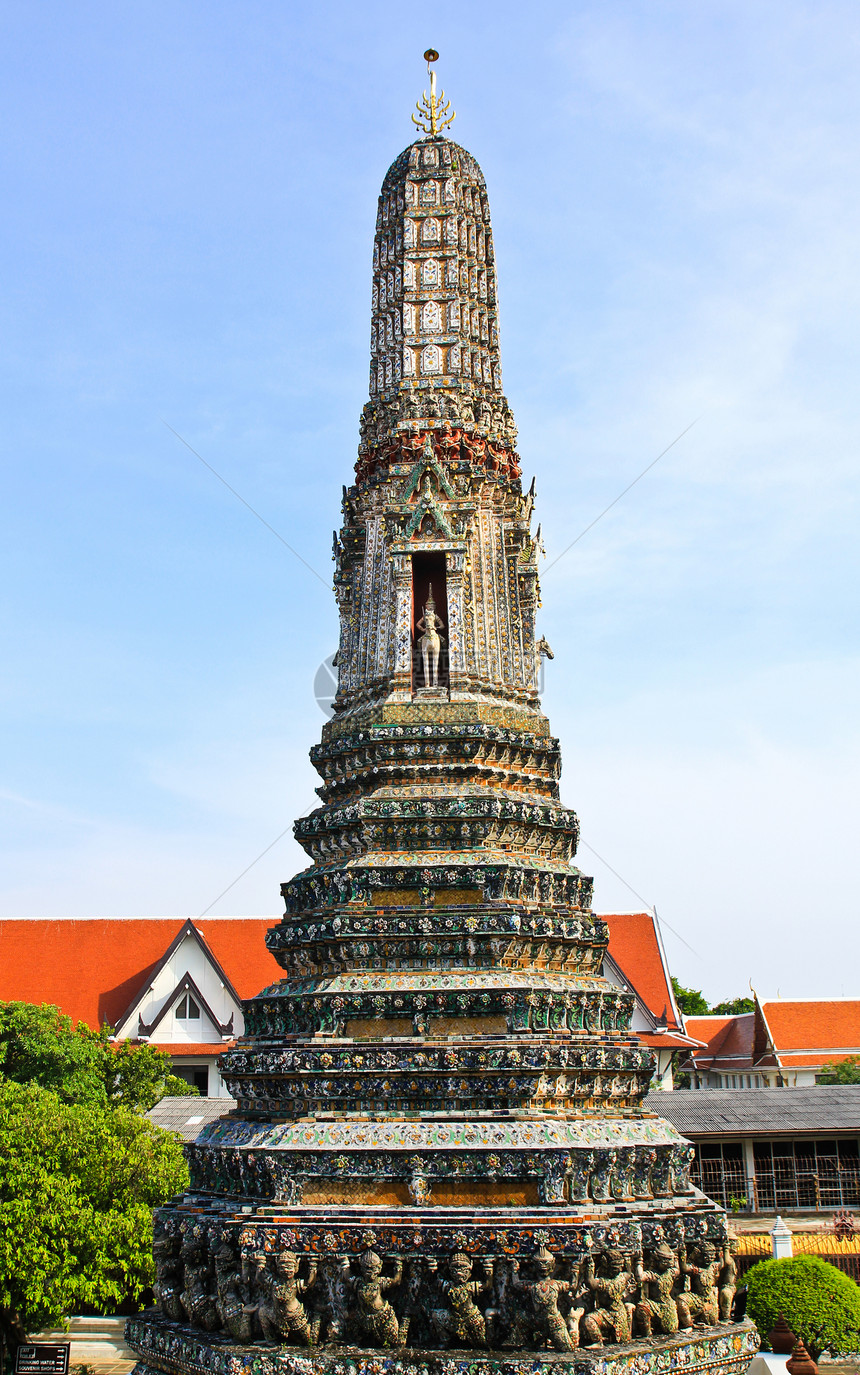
[568, 1149, 594, 1203]
[343, 1249, 403, 1347]
[180, 1228, 219, 1332]
[510, 1246, 582, 1351]
[416, 584, 446, 687]
[633, 1243, 680, 1336]
[581, 1251, 633, 1346]
[213, 1232, 256, 1342]
[676, 1242, 720, 1329]
[632, 1147, 656, 1199]
[718, 1242, 738, 1323]
[534, 636, 553, 688]
[428, 1252, 494, 1348]
[153, 1231, 184, 1322]
[254, 1249, 319, 1346]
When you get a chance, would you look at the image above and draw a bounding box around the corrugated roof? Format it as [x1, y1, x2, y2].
[646, 1085, 860, 1137]
[147, 1095, 238, 1140]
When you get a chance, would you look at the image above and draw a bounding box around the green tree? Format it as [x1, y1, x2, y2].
[671, 977, 710, 1016]
[0, 1078, 188, 1360]
[670, 982, 755, 1018]
[746, 1255, 860, 1360]
[711, 997, 755, 1015]
[0, 1002, 195, 1110]
[817, 1054, 860, 1084]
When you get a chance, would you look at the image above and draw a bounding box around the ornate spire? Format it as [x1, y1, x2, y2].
[334, 120, 537, 714]
[129, 79, 746, 1375]
[411, 49, 456, 137]
[361, 103, 516, 458]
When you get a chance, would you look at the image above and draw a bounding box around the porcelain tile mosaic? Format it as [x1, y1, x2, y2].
[128, 55, 756, 1375]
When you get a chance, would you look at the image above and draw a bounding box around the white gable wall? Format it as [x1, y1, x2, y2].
[113, 928, 245, 1043]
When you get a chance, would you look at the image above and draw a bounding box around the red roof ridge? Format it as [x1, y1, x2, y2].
[761, 997, 860, 1006]
[1, 913, 278, 920]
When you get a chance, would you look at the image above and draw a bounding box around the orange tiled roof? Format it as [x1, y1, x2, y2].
[769, 1051, 860, 1068]
[0, 918, 283, 1030]
[602, 912, 682, 1030]
[761, 1000, 860, 1055]
[685, 1013, 755, 1069]
[151, 1042, 237, 1057]
[638, 1030, 703, 1050]
[0, 912, 691, 1044]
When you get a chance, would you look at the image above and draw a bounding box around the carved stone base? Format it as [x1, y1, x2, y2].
[127, 1317, 759, 1375]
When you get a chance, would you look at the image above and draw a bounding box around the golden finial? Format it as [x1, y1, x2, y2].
[412, 49, 456, 137]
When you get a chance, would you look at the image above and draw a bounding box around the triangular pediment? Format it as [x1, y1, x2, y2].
[113, 919, 243, 1044]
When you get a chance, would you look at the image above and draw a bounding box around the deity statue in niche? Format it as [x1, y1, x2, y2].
[416, 584, 446, 688]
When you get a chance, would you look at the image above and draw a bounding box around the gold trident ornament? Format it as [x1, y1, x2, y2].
[412, 49, 456, 136]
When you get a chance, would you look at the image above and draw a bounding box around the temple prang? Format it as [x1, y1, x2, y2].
[128, 53, 758, 1375]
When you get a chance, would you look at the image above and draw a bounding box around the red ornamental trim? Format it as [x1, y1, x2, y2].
[355, 428, 521, 483]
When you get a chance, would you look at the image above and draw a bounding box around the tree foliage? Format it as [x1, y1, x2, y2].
[0, 1078, 188, 1351]
[818, 1054, 860, 1084]
[711, 997, 755, 1015]
[0, 1001, 195, 1355]
[671, 980, 754, 1018]
[746, 1255, 860, 1360]
[671, 978, 710, 1016]
[0, 1001, 196, 1111]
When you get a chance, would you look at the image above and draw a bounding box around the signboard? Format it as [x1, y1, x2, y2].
[14, 1345, 70, 1375]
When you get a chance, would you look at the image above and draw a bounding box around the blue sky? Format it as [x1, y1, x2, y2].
[2, 1, 858, 1001]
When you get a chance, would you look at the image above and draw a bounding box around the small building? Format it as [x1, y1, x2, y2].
[601, 911, 702, 1089]
[685, 997, 860, 1088]
[0, 909, 695, 1095]
[648, 1084, 860, 1214]
[0, 917, 281, 1096]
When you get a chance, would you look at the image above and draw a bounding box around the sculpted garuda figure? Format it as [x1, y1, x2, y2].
[633, 1243, 680, 1336]
[213, 1231, 256, 1342]
[581, 1250, 634, 1346]
[342, 1248, 403, 1348]
[254, 1250, 319, 1346]
[719, 1242, 738, 1322]
[153, 1230, 184, 1322]
[428, 1252, 494, 1348]
[677, 1241, 720, 1328]
[180, 1226, 219, 1332]
[510, 1245, 582, 1351]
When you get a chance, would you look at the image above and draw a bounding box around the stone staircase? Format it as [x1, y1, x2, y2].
[31, 1316, 136, 1372]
